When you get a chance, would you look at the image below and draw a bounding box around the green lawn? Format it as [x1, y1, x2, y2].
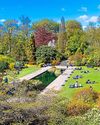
[4, 65, 40, 82]
[60, 66, 100, 99]
[17, 65, 39, 78]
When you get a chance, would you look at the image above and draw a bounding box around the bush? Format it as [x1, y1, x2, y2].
[55, 69, 61, 76]
[38, 63, 44, 67]
[9, 63, 15, 70]
[83, 108, 100, 125]
[35, 45, 62, 64]
[74, 88, 99, 104]
[0, 61, 8, 72]
[69, 53, 83, 66]
[96, 94, 100, 109]
[51, 60, 60, 66]
[67, 100, 91, 116]
[0, 55, 14, 64]
[14, 61, 24, 70]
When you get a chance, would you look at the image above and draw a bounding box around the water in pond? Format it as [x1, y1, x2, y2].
[31, 69, 62, 90]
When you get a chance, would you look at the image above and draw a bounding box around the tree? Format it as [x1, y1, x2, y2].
[66, 20, 82, 37]
[25, 34, 36, 64]
[3, 20, 18, 54]
[56, 17, 67, 55]
[19, 15, 31, 37]
[35, 45, 61, 64]
[32, 19, 59, 33]
[57, 32, 67, 54]
[34, 27, 56, 47]
[59, 16, 66, 33]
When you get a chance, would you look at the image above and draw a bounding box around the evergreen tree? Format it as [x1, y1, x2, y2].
[59, 17, 66, 33]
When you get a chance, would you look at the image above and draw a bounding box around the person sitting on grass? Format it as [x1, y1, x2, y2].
[73, 75, 82, 79]
[69, 81, 83, 88]
[86, 80, 96, 84]
[86, 79, 91, 84]
[74, 81, 79, 88]
[81, 70, 90, 74]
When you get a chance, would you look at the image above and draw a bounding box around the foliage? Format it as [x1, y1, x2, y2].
[25, 34, 36, 64]
[0, 55, 14, 64]
[74, 88, 99, 104]
[34, 27, 56, 47]
[51, 59, 60, 66]
[35, 45, 61, 64]
[57, 32, 67, 54]
[66, 20, 82, 37]
[33, 19, 59, 33]
[0, 61, 9, 72]
[69, 53, 83, 66]
[9, 63, 15, 70]
[83, 108, 100, 125]
[67, 100, 91, 116]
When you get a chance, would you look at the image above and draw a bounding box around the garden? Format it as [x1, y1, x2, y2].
[0, 16, 100, 125]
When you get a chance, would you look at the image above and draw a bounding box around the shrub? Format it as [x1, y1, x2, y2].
[74, 88, 99, 104]
[14, 61, 24, 70]
[0, 61, 8, 72]
[84, 108, 100, 125]
[38, 63, 44, 67]
[69, 53, 83, 66]
[55, 69, 61, 76]
[0, 55, 14, 64]
[9, 63, 15, 70]
[51, 60, 60, 66]
[96, 94, 100, 109]
[67, 100, 91, 116]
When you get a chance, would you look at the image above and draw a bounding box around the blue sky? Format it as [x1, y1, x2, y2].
[0, 0, 100, 26]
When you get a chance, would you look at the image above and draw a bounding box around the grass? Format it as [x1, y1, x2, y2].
[4, 65, 40, 82]
[17, 65, 39, 78]
[60, 66, 100, 99]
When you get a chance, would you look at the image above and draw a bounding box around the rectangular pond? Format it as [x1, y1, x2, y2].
[31, 68, 65, 91]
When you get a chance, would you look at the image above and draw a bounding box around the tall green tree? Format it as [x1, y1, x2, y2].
[25, 34, 36, 64]
[66, 20, 82, 37]
[19, 15, 31, 37]
[57, 17, 67, 54]
[3, 20, 18, 54]
[32, 19, 59, 33]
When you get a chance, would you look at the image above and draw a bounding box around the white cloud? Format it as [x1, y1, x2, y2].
[61, 8, 66, 12]
[78, 15, 98, 23]
[82, 25, 87, 30]
[79, 7, 87, 12]
[0, 19, 6, 23]
[97, 4, 100, 9]
[88, 16, 98, 23]
[78, 15, 88, 21]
